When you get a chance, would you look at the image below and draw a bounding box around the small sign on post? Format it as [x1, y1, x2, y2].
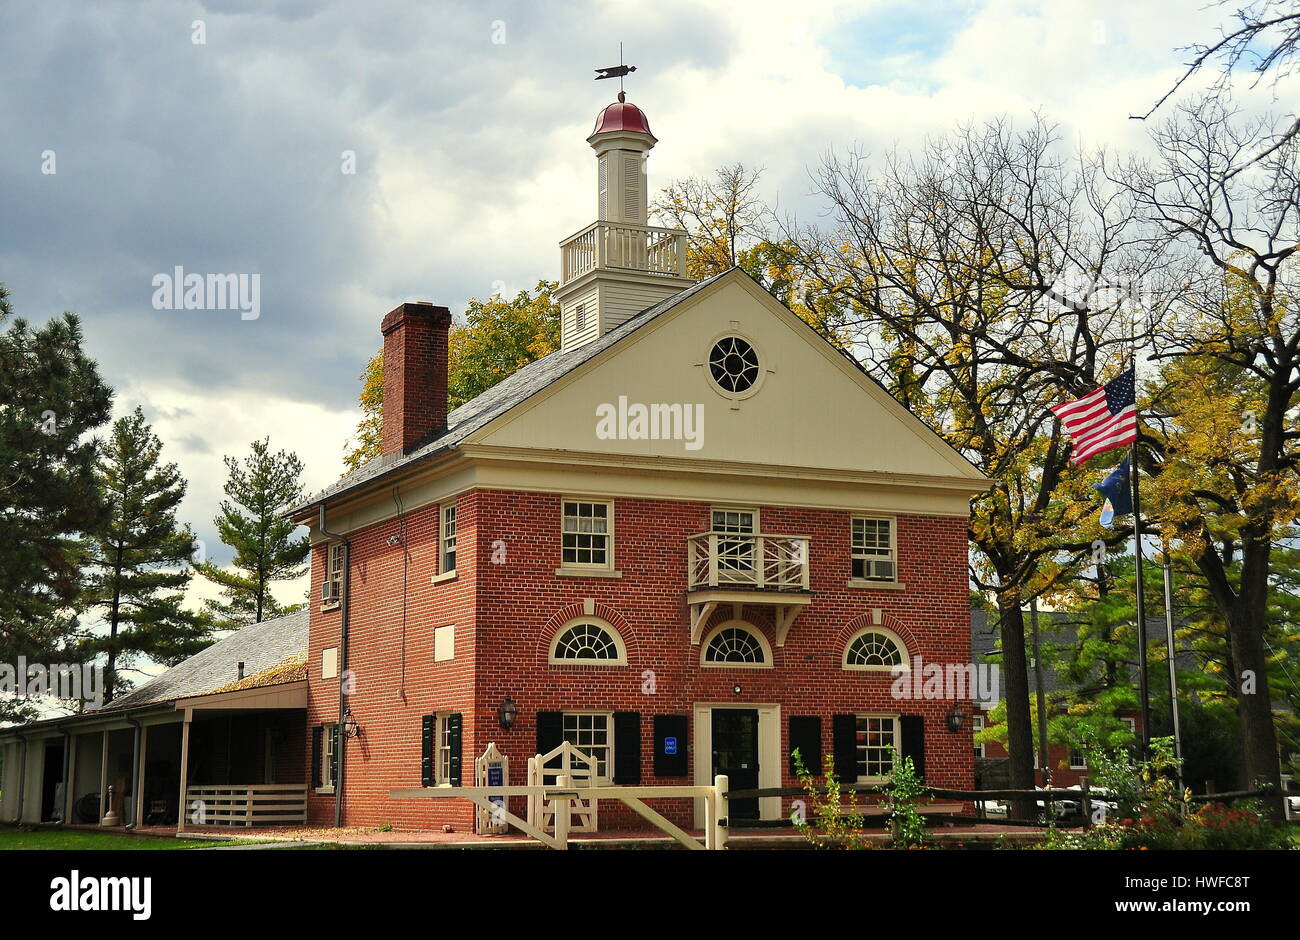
[475, 742, 510, 834]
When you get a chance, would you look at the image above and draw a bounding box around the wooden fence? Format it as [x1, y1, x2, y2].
[184, 784, 308, 827]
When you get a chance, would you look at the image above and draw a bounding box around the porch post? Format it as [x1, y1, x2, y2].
[176, 709, 193, 834]
[65, 734, 78, 823]
[134, 724, 148, 827]
[97, 731, 110, 823]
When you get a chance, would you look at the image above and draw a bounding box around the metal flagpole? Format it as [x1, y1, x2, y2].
[1130, 355, 1152, 759]
[1161, 547, 1184, 787]
[1030, 598, 1051, 790]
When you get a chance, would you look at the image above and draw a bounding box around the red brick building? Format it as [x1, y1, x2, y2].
[287, 94, 991, 832]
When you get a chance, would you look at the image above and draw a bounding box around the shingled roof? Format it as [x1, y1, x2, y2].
[291, 272, 726, 515]
[93, 608, 309, 712]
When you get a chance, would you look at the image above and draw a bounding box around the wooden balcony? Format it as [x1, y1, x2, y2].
[560, 221, 688, 284]
[686, 532, 812, 647]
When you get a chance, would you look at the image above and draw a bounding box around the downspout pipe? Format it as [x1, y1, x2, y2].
[318, 502, 351, 829]
[125, 716, 142, 830]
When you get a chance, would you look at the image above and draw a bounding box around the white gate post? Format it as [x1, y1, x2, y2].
[713, 775, 729, 850]
[552, 774, 573, 850]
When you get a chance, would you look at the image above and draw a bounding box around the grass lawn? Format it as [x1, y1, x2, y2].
[0, 826, 255, 850]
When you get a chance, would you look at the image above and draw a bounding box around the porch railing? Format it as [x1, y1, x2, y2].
[560, 221, 688, 283]
[686, 532, 810, 591]
[184, 784, 308, 827]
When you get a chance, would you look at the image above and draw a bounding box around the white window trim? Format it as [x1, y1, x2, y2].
[702, 330, 767, 401]
[432, 712, 455, 787]
[559, 710, 615, 785]
[699, 620, 773, 670]
[709, 505, 761, 533]
[972, 714, 986, 759]
[318, 722, 338, 793]
[841, 626, 910, 673]
[853, 713, 900, 784]
[1069, 747, 1088, 771]
[558, 497, 615, 572]
[548, 616, 628, 666]
[848, 515, 900, 587]
[439, 503, 457, 576]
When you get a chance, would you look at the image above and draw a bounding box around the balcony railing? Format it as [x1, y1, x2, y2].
[560, 221, 688, 284]
[687, 532, 810, 592]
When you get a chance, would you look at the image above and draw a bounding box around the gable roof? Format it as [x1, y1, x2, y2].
[93, 609, 309, 712]
[294, 266, 987, 515]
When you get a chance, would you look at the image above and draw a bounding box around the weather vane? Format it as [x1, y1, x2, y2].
[594, 42, 636, 102]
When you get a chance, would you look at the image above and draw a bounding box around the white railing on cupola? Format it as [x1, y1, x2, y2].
[561, 221, 688, 285]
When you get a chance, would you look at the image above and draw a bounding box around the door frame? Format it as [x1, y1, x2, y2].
[692, 702, 780, 828]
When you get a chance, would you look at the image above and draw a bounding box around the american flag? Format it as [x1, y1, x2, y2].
[1050, 368, 1138, 465]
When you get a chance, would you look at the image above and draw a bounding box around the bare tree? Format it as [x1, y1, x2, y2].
[651, 163, 768, 278]
[781, 117, 1169, 815]
[1136, 0, 1300, 167]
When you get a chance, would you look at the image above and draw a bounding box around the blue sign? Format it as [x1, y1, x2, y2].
[664, 737, 678, 755]
[487, 766, 504, 787]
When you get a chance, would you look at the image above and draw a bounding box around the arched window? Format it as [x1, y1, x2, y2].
[549, 618, 627, 666]
[700, 622, 772, 668]
[843, 628, 908, 672]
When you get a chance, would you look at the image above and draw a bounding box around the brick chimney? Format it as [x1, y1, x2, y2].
[380, 301, 452, 455]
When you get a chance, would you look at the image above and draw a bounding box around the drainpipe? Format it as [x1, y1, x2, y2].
[125, 716, 142, 830]
[14, 732, 28, 824]
[318, 502, 351, 829]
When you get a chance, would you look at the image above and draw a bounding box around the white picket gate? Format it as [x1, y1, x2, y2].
[527, 741, 598, 833]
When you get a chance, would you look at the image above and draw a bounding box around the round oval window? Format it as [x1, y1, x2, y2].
[708, 336, 760, 393]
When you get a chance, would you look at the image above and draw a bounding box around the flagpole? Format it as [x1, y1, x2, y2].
[1130, 363, 1152, 760]
[1161, 545, 1184, 788]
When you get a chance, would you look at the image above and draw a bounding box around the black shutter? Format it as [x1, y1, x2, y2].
[420, 715, 434, 787]
[329, 724, 340, 785]
[311, 725, 323, 788]
[653, 715, 689, 777]
[832, 714, 858, 783]
[612, 712, 641, 785]
[788, 716, 822, 777]
[536, 711, 563, 757]
[448, 713, 463, 786]
[899, 714, 925, 781]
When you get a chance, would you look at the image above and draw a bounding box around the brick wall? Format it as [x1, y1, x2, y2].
[306, 487, 976, 831]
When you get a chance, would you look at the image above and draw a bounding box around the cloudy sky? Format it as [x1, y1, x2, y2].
[0, 0, 1270, 612]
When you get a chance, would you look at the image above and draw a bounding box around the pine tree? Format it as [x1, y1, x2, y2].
[0, 281, 113, 720]
[78, 408, 211, 702]
[195, 438, 309, 627]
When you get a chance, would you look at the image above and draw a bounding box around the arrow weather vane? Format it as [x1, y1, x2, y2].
[595, 42, 636, 102]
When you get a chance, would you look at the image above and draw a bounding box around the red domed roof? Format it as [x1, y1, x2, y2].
[590, 100, 654, 139]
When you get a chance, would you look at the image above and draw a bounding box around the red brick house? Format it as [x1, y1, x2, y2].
[286, 93, 991, 833]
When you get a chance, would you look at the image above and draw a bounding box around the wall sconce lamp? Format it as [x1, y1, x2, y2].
[498, 695, 518, 730]
[342, 708, 362, 739]
[946, 702, 965, 733]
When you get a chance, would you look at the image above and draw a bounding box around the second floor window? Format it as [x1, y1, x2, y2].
[562, 500, 611, 567]
[440, 504, 457, 573]
[851, 517, 895, 581]
[323, 543, 343, 604]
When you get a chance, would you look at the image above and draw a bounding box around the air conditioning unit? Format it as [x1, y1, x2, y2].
[863, 559, 895, 581]
[321, 579, 339, 602]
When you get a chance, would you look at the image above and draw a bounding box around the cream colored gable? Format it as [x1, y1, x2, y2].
[465, 271, 984, 483]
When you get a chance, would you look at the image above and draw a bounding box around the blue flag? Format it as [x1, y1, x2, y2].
[1094, 455, 1133, 528]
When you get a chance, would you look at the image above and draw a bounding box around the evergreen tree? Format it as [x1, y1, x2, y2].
[0, 281, 113, 720]
[195, 438, 309, 627]
[78, 408, 211, 702]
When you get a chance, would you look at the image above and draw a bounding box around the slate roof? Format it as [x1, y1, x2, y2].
[970, 608, 1198, 697]
[290, 271, 727, 516]
[93, 609, 309, 712]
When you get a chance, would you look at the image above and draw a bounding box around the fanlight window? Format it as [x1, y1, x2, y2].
[550, 620, 625, 665]
[844, 629, 907, 671]
[708, 336, 760, 394]
[702, 626, 769, 666]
